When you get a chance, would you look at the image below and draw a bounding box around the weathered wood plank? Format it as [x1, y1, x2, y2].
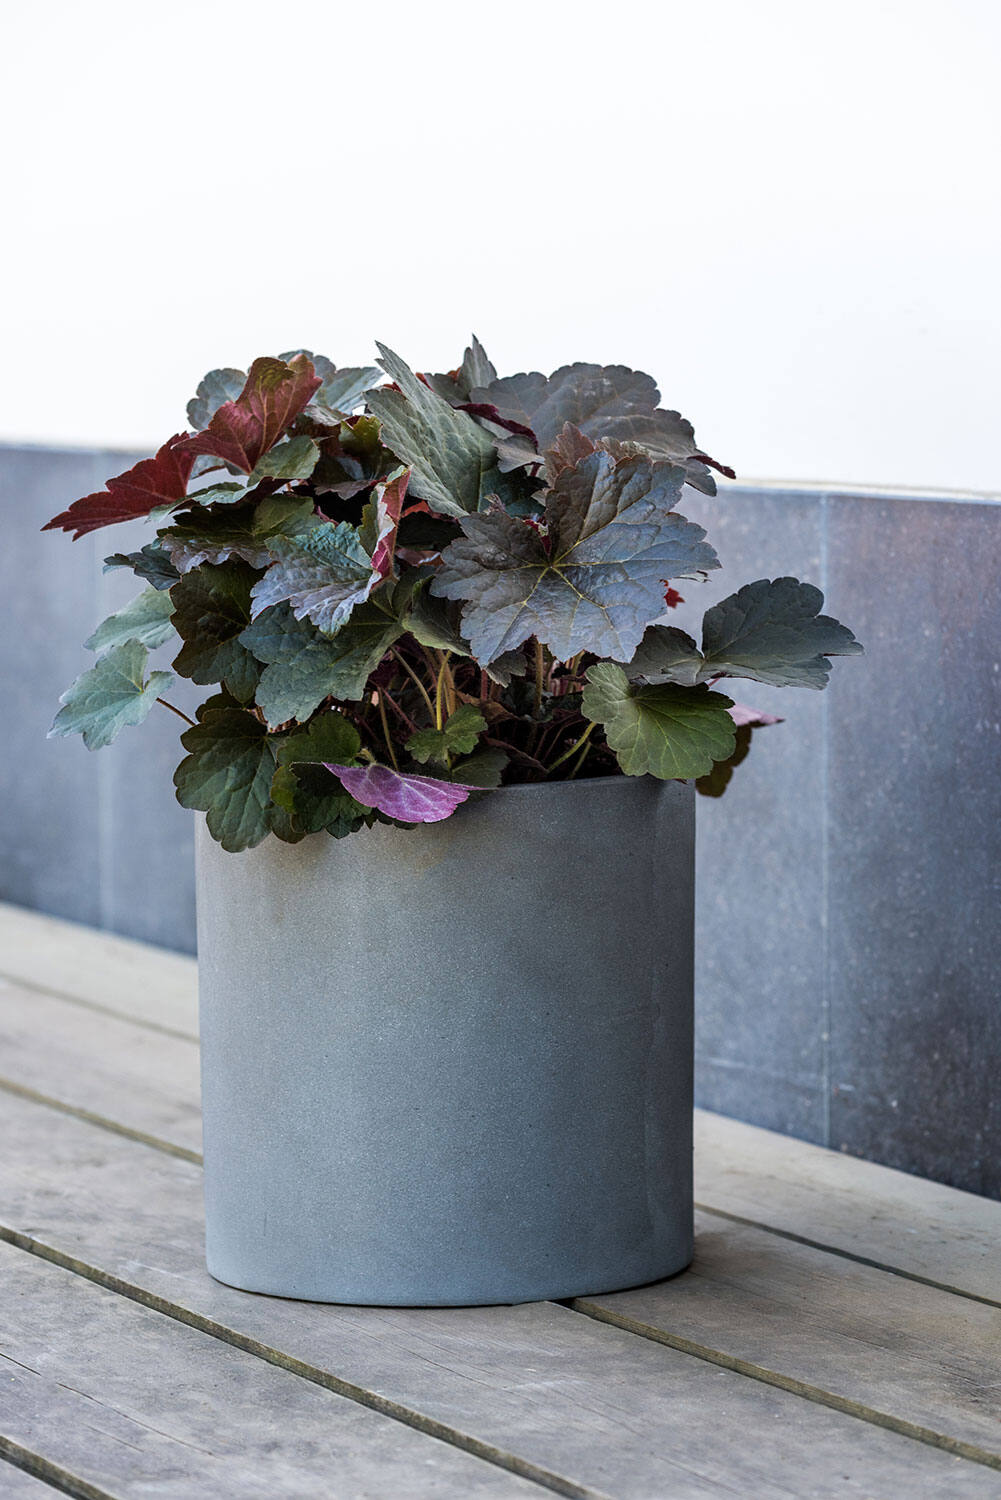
[0, 1241, 549, 1500]
[578, 1208, 1001, 1459]
[1, 1090, 997, 1499]
[0, 901, 198, 1038]
[695, 1111, 1001, 1304]
[0, 977, 201, 1154]
[0, 1456, 69, 1497]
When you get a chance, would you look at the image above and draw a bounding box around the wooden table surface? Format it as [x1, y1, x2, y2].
[0, 900, 999, 1499]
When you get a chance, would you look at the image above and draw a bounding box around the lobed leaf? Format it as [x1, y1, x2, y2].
[365, 345, 500, 518]
[170, 562, 261, 701]
[250, 521, 382, 634]
[49, 641, 173, 750]
[323, 763, 481, 823]
[181, 355, 321, 474]
[174, 700, 281, 852]
[270, 710, 366, 835]
[85, 588, 176, 655]
[407, 704, 486, 765]
[104, 541, 180, 591]
[161, 495, 315, 574]
[247, 435, 321, 485]
[699, 578, 864, 688]
[582, 662, 736, 779]
[471, 363, 727, 492]
[187, 367, 246, 430]
[43, 436, 196, 539]
[239, 603, 403, 725]
[432, 447, 718, 664]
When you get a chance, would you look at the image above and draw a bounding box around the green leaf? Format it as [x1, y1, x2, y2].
[696, 723, 754, 798]
[174, 701, 281, 852]
[432, 447, 718, 664]
[270, 710, 366, 834]
[104, 541, 180, 591]
[50, 641, 173, 751]
[247, 435, 321, 485]
[239, 603, 403, 725]
[170, 562, 261, 701]
[250, 521, 380, 634]
[407, 705, 487, 765]
[160, 495, 315, 573]
[619, 624, 704, 685]
[187, 367, 246, 430]
[85, 588, 175, 655]
[403, 587, 468, 654]
[582, 662, 736, 779]
[424, 336, 498, 403]
[365, 345, 500, 518]
[449, 747, 507, 787]
[699, 578, 864, 688]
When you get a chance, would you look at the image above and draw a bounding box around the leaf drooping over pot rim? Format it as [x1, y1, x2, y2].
[43, 337, 863, 847]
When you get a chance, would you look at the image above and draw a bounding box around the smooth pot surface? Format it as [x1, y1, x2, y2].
[196, 775, 695, 1305]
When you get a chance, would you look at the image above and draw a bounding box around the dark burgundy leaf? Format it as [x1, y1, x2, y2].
[43, 436, 196, 539]
[180, 355, 321, 474]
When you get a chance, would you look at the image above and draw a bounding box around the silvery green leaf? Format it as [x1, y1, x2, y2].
[582, 663, 736, 779]
[699, 578, 864, 688]
[432, 448, 718, 664]
[240, 603, 402, 725]
[365, 344, 499, 517]
[424, 336, 498, 403]
[85, 588, 175, 655]
[250, 522, 380, 634]
[50, 641, 173, 751]
[186, 367, 246, 430]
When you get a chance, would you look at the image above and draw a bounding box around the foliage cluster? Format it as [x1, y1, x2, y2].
[46, 341, 861, 849]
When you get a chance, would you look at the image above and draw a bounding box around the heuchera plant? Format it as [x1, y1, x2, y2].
[45, 341, 862, 850]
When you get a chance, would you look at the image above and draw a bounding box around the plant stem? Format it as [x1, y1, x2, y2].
[375, 692, 399, 770]
[434, 651, 456, 728]
[379, 687, 416, 733]
[391, 649, 435, 719]
[533, 639, 546, 716]
[547, 720, 595, 774]
[566, 734, 595, 779]
[156, 698, 196, 728]
[485, 736, 549, 774]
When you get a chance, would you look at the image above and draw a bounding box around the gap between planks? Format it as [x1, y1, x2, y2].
[0, 1437, 118, 1500]
[0, 1222, 603, 1500]
[2, 1085, 1000, 1486]
[2, 1066, 995, 1315]
[570, 1300, 1001, 1476]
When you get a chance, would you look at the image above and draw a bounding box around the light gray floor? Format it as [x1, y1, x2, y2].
[1, 903, 999, 1498]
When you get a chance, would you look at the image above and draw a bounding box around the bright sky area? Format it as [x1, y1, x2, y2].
[2, 0, 998, 493]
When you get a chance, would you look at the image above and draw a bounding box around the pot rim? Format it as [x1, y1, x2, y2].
[474, 773, 682, 796]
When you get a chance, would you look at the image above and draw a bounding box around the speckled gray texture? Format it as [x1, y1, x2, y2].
[680, 482, 1001, 1199]
[196, 777, 695, 1305]
[1, 444, 198, 952]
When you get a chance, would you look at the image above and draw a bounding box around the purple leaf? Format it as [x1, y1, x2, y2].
[728, 703, 784, 727]
[322, 763, 480, 823]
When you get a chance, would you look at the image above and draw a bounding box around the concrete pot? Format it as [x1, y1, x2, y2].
[195, 775, 695, 1305]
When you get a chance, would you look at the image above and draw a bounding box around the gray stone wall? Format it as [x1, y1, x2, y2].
[4, 445, 999, 1196]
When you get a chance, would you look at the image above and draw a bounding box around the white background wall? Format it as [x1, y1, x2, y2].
[2, 0, 997, 493]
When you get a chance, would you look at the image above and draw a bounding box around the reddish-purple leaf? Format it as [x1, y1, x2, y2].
[43, 435, 196, 539]
[180, 355, 321, 474]
[323, 763, 480, 823]
[728, 703, 784, 727]
[370, 469, 409, 579]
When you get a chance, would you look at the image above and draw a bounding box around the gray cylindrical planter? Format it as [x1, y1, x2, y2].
[196, 775, 695, 1306]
